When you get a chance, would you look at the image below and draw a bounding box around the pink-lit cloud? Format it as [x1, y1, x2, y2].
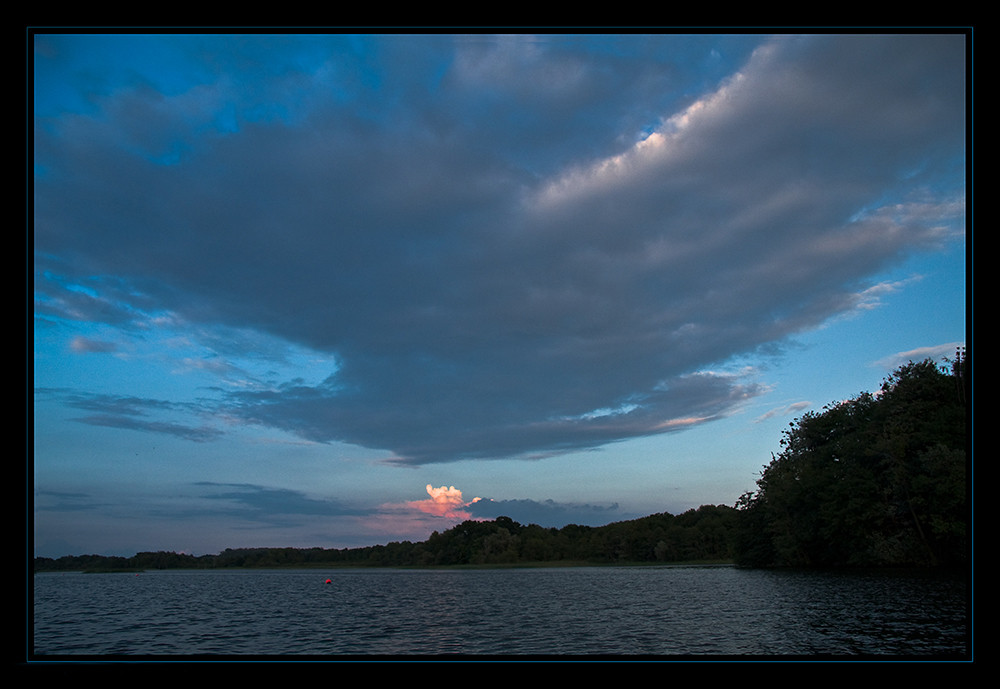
[405, 484, 483, 520]
[355, 485, 488, 544]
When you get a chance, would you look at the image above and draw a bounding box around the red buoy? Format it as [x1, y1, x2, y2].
[325, 578, 332, 584]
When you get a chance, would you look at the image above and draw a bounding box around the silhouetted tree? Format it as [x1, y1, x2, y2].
[733, 356, 968, 568]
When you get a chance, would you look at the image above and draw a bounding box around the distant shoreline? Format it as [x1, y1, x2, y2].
[36, 559, 739, 574]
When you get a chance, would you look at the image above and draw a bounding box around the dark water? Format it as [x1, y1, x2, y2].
[31, 565, 969, 658]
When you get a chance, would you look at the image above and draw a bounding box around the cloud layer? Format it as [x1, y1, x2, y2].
[33, 34, 966, 466]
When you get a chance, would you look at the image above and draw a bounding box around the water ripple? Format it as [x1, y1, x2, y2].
[32, 566, 968, 657]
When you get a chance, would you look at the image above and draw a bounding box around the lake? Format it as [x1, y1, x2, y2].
[31, 565, 969, 659]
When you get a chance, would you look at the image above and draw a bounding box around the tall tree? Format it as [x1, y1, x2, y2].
[734, 355, 968, 568]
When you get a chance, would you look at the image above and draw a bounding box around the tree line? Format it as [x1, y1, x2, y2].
[33, 352, 969, 573]
[32, 504, 738, 572]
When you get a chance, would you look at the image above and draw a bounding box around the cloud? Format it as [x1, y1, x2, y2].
[34, 489, 104, 512]
[33, 34, 966, 465]
[69, 335, 118, 353]
[873, 342, 966, 372]
[849, 276, 924, 313]
[403, 484, 480, 520]
[36, 388, 224, 443]
[754, 400, 813, 423]
[390, 484, 627, 531]
[466, 496, 625, 528]
[193, 482, 367, 525]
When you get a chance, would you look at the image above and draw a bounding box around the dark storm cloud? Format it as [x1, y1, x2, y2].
[223, 368, 763, 465]
[33, 34, 966, 465]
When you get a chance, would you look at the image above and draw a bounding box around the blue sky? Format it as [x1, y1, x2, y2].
[31, 31, 968, 558]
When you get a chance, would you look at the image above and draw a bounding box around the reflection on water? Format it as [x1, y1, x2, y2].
[32, 565, 969, 657]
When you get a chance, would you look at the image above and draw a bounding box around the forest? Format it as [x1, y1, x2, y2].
[33, 352, 969, 573]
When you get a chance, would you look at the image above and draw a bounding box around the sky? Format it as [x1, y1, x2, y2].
[31, 31, 969, 558]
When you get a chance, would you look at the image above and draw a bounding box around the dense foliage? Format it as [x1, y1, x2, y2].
[33, 354, 969, 574]
[732, 352, 969, 568]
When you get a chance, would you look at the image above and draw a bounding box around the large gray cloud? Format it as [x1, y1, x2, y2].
[33, 33, 966, 465]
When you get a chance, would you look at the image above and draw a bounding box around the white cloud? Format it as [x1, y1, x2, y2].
[873, 343, 966, 372]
